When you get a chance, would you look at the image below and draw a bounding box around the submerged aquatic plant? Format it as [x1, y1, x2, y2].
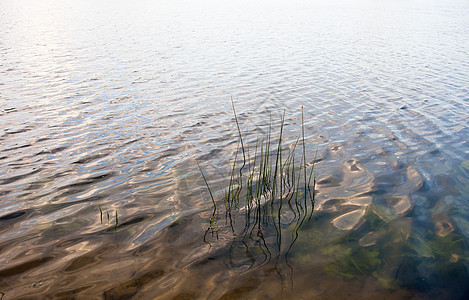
[198, 100, 317, 282]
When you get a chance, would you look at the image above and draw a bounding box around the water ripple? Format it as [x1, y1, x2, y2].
[1, 0, 469, 298]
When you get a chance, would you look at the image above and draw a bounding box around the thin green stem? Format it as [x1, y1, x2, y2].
[196, 160, 217, 210]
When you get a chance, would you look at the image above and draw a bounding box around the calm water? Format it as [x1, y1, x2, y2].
[1, 0, 469, 298]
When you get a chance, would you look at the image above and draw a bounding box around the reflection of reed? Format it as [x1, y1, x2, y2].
[199, 101, 317, 286]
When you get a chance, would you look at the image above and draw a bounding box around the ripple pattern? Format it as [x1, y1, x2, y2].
[1, 0, 469, 298]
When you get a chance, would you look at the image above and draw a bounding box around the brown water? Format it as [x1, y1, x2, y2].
[1, 0, 469, 298]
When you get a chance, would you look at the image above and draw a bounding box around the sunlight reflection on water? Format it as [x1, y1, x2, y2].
[1, 0, 469, 298]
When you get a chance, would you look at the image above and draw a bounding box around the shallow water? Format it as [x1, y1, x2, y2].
[1, 0, 469, 298]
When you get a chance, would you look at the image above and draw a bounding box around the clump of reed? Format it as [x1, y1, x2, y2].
[98, 204, 118, 229]
[198, 100, 317, 264]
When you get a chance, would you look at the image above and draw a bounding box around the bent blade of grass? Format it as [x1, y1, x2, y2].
[231, 97, 246, 171]
[98, 204, 103, 224]
[306, 148, 318, 220]
[228, 142, 240, 209]
[273, 110, 285, 201]
[196, 160, 217, 211]
[302, 106, 308, 213]
[308, 149, 318, 188]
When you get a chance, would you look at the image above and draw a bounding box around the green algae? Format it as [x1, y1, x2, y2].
[461, 160, 469, 170]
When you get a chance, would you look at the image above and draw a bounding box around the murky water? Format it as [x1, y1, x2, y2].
[1, 0, 469, 298]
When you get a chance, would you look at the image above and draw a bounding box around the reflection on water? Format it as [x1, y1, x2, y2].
[1, 0, 469, 298]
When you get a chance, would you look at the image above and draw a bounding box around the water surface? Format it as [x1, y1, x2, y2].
[1, 0, 469, 298]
